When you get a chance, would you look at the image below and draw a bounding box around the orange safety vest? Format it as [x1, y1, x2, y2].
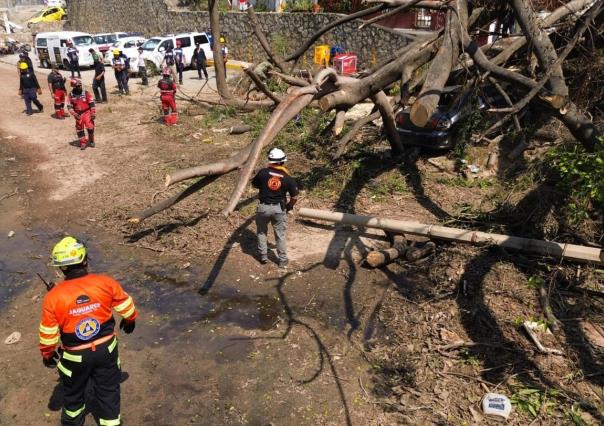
[39, 273, 137, 358]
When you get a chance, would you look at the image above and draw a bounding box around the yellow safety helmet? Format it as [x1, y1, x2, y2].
[219, 37, 225, 43]
[112, 49, 120, 56]
[19, 62, 28, 70]
[51, 236, 87, 267]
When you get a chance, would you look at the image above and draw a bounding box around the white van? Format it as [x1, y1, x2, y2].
[141, 32, 213, 69]
[34, 31, 100, 69]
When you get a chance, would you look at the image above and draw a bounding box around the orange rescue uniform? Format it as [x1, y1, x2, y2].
[39, 273, 137, 358]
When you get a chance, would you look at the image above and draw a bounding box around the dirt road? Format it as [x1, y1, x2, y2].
[0, 59, 388, 425]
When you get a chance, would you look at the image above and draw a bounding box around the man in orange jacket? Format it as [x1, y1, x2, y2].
[39, 236, 138, 426]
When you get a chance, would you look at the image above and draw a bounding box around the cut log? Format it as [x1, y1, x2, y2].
[333, 108, 347, 136]
[365, 241, 435, 268]
[298, 208, 604, 264]
[410, 8, 459, 128]
[229, 125, 252, 135]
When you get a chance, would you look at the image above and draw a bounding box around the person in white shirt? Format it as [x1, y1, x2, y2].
[136, 47, 148, 86]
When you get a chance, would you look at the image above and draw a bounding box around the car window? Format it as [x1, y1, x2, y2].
[107, 34, 118, 43]
[136, 40, 145, 47]
[124, 41, 134, 48]
[37, 38, 48, 47]
[94, 36, 105, 44]
[176, 37, 191, 48]
[73, 36, 94, 46]
[60, 39, 68, 47]
[159, 40, 173, 50]
[143, 38, 161, 51]
[118, 33, 129, 38]
[194, 35, 209, 45]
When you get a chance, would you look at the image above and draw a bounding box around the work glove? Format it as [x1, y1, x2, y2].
[42, 351, 60, 369]
[119, 318, 136, 334]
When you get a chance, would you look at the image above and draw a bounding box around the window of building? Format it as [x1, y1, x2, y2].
[415, 8, 432, 29]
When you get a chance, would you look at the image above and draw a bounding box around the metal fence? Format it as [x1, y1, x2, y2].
[0, 0, 45, 8]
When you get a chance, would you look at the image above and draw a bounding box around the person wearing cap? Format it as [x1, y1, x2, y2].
[92, 52, 107, 103]
[251, 148, 299, 268]
[157, 66, 178, 125]
[66, 41, 81, 78]
[18, 61, 43, 116]
[17, 50, 34, 76]
[39, 236, 138, 426]
[47, 64, 67, 119]
[220, 36, 229, 77]
[111, 49, 129, 95]
[193, 43, 208, 80]
[135, 46, 148, 86]
[161, 44, 176, 83]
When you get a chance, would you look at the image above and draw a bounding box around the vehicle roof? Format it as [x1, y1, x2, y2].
[115, 36, 146, 45]
[94, 32, 129, 36]
[36, 31, 92, 38]
[153, 32, 207, 39]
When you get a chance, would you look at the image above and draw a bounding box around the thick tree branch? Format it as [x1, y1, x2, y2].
[246, 6, 288, 72]
[372, 91, 404, 155]
[508, 0, 568, 107]
[243, 66, 282, 104]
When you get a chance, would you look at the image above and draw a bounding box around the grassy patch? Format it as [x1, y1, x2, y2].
[201, 106, 238, 128]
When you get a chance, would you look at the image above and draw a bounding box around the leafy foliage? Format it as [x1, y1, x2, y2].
[511, 386, 559, 418]
[548, 136, 604, 222]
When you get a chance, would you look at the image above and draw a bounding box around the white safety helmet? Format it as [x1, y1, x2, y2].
[268, 148, 287, 164]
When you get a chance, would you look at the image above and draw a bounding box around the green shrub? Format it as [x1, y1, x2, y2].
[548, 136, 604, 222]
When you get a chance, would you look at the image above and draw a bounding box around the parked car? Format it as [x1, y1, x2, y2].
[141, 32, 213, 69]
[93, 32, 129, 54]
[34, 31, 100, 69]
[394, 85, 491, 149]
[103, 36, 147, 66]
[27, 6, 66, 27]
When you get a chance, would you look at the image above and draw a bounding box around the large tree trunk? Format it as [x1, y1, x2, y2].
[209, 0, 231, 99]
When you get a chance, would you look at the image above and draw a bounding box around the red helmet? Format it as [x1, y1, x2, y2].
[176, 40, 181, 47]
[70, 78, 82, 87]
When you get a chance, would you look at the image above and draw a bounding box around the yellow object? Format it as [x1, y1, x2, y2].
[27, 7, 66, 25]
[112, 49, 120, 56]
[19, 62, 28, 70]
[51, 236, 87, 267]
[219, 37, 225, 43]
[314, 45, 330, 66]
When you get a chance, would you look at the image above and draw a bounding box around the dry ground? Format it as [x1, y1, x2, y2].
[0, 55, 603, 426]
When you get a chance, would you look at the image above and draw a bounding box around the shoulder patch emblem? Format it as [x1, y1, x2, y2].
[75, 317, 100, 341]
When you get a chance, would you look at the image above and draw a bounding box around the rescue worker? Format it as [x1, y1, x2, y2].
[219, 36, 229, 78]
[161, 44, 176, 81]
[174, 40, 185, 85]
[17, 50, 34, 75]
[251, 148, 299, 268]
[136, 46, 148, 86]
[111, 49, 129, 95]
[39, 236, 137, 426]
[157, 66, 177, 125]
[47, 64, 66, 119]
[67, 78, 96, 150]
[92, 52, 108, 103]
[193, 43, 208, 80]
[18, 61, 43, 116]
[66, 41, 81, 78]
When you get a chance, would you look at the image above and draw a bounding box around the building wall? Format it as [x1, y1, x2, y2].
[65, 0, 416, 66]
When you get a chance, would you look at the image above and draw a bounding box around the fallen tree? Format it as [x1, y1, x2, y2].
[128, 0, 602, 223]
[299, 208, 604, 264]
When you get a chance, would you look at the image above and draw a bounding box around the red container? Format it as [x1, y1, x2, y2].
[333, 53, 357, 75]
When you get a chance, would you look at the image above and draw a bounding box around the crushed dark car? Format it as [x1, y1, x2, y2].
[394, 85, 498, 149]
